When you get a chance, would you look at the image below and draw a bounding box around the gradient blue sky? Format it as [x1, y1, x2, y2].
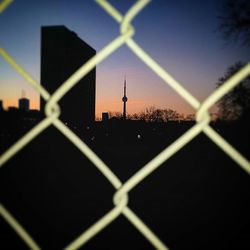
[0, 0, 249, 117]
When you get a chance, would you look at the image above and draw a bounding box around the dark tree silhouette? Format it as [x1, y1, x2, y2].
[134, 106, 180, 122]
[162, 108, 180, 122]
[106, 107, 181, 122]
[217, 0, 250, 46]
[216, 61, 250, 121]
[108, 111, 123, 119]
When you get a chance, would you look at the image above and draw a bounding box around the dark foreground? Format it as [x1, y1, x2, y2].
[1, 120, 250, 250]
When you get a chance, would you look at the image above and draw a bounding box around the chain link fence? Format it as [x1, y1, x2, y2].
[0, 0, 250, 249]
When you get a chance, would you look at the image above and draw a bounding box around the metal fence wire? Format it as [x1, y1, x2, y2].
[0, 0, 250, 249]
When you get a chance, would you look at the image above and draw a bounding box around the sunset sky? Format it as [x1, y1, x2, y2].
[0, 0, 249, 118]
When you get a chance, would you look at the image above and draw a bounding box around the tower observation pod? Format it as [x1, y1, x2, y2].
[122, 76, 128, 119]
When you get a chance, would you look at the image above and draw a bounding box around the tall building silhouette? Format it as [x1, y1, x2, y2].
[40, 25, 96, 128]
[19, 90, 30, 112]
[0, 100, 3, 111]
[19, 98, 30, 112]
[122, 76, 128, 119]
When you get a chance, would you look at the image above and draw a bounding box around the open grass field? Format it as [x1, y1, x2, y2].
[1, 121, 249, 249]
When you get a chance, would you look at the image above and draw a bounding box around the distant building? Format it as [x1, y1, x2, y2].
[8, 107, 18, 112]
[102, 112, 109, 121]
[40, 25, 96, 128]
[18, 98, 30, 112]
[0, 100, 3, 111]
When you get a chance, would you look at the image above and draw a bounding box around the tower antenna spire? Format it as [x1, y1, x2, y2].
[124, 75, 126, 95]
[21, 89, 26, 99]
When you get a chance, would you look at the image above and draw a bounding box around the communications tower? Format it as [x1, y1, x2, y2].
[122, 76, 128, 119]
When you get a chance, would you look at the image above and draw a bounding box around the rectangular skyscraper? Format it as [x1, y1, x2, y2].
[40, 25, 96, 128]
[19, 98, 30, 112]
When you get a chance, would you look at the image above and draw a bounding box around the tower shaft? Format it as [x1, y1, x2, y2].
[123, 100, 126, 119]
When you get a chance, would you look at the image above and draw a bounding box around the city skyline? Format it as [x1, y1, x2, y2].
[0, 0, 249, 119]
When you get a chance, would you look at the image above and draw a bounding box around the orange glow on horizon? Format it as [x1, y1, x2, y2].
[1, 94, 205, 119]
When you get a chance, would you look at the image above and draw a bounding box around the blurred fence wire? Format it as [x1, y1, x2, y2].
[0, 0, 250, 249]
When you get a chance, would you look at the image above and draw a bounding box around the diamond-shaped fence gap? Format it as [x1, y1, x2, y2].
[0, 126, 116, 249]
[94, 47, 196, 182]
[129, 132, 250, 250]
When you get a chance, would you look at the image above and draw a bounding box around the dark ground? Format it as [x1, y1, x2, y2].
[1, 118, 250, 250]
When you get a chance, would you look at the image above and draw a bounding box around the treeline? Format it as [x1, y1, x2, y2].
[106, 106, 196, 122]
